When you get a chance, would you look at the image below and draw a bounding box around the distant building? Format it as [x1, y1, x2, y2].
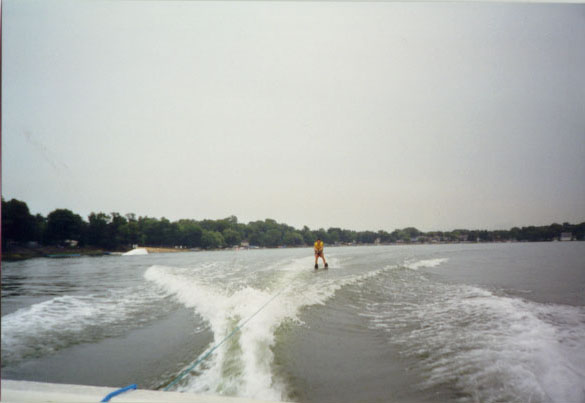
[560, 232, 573, 241]
[65, 239, 78, 247]
[240, 241, 250, 248]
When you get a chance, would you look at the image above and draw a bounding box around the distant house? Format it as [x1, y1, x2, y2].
[240, 241, 250, 248]
[65, 239, 78, 247]
[560, 232, 573, 241]
[374, 238, 381, 245]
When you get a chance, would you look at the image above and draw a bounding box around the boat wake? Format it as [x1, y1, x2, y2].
[143, 254, 386, 400]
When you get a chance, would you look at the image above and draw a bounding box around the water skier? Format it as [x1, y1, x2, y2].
[314, 238, 328, 269]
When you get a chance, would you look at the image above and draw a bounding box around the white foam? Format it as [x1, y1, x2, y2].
[144, 256, 383, 400]
[362, 279, 585, 403]
[404, 257, 448, 270]
[145, 264, 294, 400]
[122, 248, 148, 256]
[1, 296, 100, 357]
[1, 286, 165, 365]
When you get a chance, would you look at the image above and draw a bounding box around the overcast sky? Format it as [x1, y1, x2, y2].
[3, 1, 584, 232]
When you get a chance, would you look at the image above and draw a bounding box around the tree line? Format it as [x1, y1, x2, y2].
[2, 198, 584, 251]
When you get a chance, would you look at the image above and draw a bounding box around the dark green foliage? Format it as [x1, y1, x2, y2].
[300, 226, 316, 244]
[357, 231, 378, 244]
[45, 209, 84, 245]
[177, 220, 203, 248]
[283, 231, 304, 246]
[2, 198, 584, 254]
[201, 230, 225, 249]
[222, 228, 242, 247]
[87, 212, 110, 248]
[2, 198, 39, 247]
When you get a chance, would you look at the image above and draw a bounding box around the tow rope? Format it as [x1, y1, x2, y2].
[162, 285, 287, 391]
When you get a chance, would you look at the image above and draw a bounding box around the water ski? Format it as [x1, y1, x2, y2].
[314, 263, 329, 270]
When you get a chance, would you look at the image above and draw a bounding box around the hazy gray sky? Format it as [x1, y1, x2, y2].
[3, 1, 585, 232]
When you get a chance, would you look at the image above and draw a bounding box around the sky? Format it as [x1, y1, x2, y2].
[2, 1, 585, 232]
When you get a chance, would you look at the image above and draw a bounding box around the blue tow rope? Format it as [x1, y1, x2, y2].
[163, 286, 287, 391]
[101, 384, 137, 402]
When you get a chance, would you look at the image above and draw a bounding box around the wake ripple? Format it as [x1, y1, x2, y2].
[359, 265, 585, 403]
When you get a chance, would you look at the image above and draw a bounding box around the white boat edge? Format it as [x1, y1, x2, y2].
[0, 380, 287, 403]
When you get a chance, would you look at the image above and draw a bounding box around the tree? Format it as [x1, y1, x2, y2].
[301, 226, 315, 245]
[264, 228, 283, 247]
[223, 228, 242, 247]
[177, 220, 203, 248]
[109, 213, 128, 248]
[378, 230, 393, 243]
[573, 222, 585, 240]
[123, 218, 141, 246]
[161, 220, 180, 246]
[6, 196, 585, 253]
[340, 229, 356, 243]
[315, 228, 328, 243]
[139, 217, 162, 246]
[249, 231, 266, 247]
[87, 212, 110, 248]
[33, 214, 46, 243]
[2, 198, 38, 247]
[200, 216, 237, 233]
[357, 231, 377, 244]
[391, 229, 406, 242]
[45, 209, 84, 245]
[201, 230, 225, 249]
[327, 227, 341, 244]
[403, 227, 421, 239]
[283, 231, 304, 246]
[478, 230, 492, 242]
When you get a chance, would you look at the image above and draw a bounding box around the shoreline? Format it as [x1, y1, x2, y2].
[142, 246, 192, 254]
[1, 245, 190, 262]
[2, 240, 581, 262]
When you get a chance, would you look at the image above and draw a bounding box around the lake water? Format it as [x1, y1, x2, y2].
[2, 243, 585, 402]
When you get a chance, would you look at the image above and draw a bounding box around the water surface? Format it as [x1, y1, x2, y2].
[2, 243, 584, 402]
